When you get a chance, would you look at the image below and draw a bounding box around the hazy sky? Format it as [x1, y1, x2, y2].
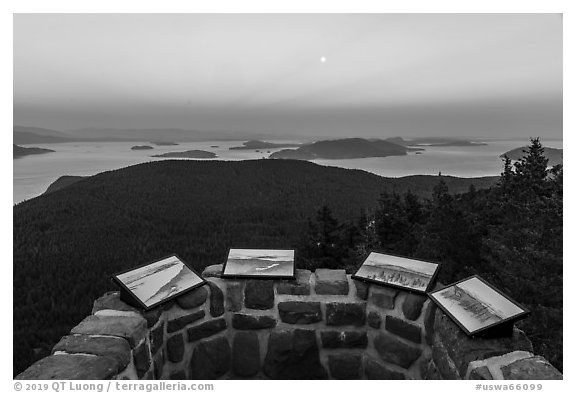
[13, 14, 562, 138]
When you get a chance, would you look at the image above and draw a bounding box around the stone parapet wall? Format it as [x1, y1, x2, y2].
[422, 305, 562, 380]
[16, 265, 562, 380]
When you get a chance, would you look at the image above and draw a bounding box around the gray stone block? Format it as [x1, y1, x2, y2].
[150, 321, 165, 355]
[402, 293, 427, 320]
[374, 332, 422, 369]
[328, 354, 362, 379]
[154, 350, 165, 379]
[431, 334, 461, 380]
[278, 301, 322, 324]
[169, 370, 187, 380]
[469, 366, 493, 380]
[244, 280, 275, 310]
[370, 286, 398, 309]
[92, 291, 140, 314]
[70, 314, 147, 348]
[207, 281, 225, 317]
[189, 336, 231, 379]
[226, 282, 244, 312]
[187, 318, 227, 342]
[364, 357, 406, 380]
[423, 302, 437, 345]
[501, 356, 562, 380]
[320, 331, 367, 348]
[52, 335, 131, 370]
[232, 331, 260, 377]
[202, 264, 223, 278]
[232, 314, 276, 330]
[277, 269, 311, 295]
[385, 315, 422, 343]
[142, 309, 162, 328]
[133, 341, 151, 378]
[368, 311, 381, 329]
[263, 329, 328, 379]
[166, 333, 185, 363]
[166, 310, 205, 333]
[421, 358, 442, 380]
[176, 286, 208, 309]
[314, 269, 349, 295]
[353, 280, 369, 300]
[15, 354, 120, 380]
[325, 302, 366, 326]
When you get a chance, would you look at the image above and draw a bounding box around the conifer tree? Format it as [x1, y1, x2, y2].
[374, 191, 409, 253]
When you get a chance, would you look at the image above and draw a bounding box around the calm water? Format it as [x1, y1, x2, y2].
[13, 139, 562, 205]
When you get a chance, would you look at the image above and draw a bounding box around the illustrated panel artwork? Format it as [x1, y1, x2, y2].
[352, 251, 440, 293]
[429, 276, 530, 335]
[222, 248, 295, 279]
[113, 254, 206, 310]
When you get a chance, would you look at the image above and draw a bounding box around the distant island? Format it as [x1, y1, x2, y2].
[150, 141, 179, 146]
[501, 146, 562, 167]
[13, 125, 313, 144]
[13, 144, 55, 159]
[230, 140, 302, 150]
[269, 138, 421, 160]
[421, 140, 487, 147]
[131, 145, 154, 150]
[385, 137, 487, 147]
[13, 125, 130, 144]
[151, 150, 217, 159]
[44, 176, 86, 195]
[14, 126, 78, 144]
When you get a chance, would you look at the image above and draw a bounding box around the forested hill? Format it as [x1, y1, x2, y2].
[13, 159, 498, 375]
[270, 138, 412, 160]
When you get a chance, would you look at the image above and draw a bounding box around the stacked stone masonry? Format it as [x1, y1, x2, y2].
[17, 265, 562, 380]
